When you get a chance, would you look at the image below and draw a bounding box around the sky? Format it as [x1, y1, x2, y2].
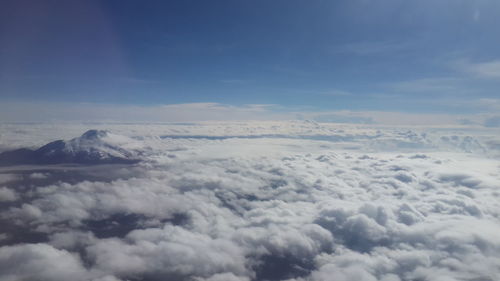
[1, 0, 500, 119]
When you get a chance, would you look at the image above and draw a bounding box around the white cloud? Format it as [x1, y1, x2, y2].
[86, 226, 250, 280]
[196, 272, 250, 281]
[0, 187, 17, 202]
[0, 244, 89, 281]
[29, 172, 48, 179]
[0, 123, 500, 280]
[388, 77, 461, 93]
[318, 89, 353, 97]
[0, 174, 18, 184]
[299, 110, 474, 126]
[1, 101, 499, 126]
[0, 102, 288, 123]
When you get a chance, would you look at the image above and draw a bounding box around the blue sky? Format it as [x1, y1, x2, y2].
[1, 0, 500, 115]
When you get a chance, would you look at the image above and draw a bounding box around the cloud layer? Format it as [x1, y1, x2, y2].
[1, 101, 500, 126]
[0, 122, 500, 281]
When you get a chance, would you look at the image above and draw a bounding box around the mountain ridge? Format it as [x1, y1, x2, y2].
[0, 130, 140, 166]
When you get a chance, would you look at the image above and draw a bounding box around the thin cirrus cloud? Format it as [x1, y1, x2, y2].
[1, 101, 500, 126]
[330, 40, 412, 56]
[1, 1, 499, 114]
[457, 59, 500, 79]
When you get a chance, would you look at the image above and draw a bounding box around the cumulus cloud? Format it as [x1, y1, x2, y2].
[0, 187, 17, 202]
[0, 174, 18, 184]
[0, 243, 89, 281]
[87, 226, 250, 280]
[0, 122, 500, 280]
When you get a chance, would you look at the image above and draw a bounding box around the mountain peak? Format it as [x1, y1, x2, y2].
[0, 130, 140, 166]
[81, 130, 109, 140]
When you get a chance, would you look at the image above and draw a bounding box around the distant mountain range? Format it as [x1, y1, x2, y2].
[0, 130, 140, 166]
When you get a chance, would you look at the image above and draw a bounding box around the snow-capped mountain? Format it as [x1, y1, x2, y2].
[0, 130, 141, 165]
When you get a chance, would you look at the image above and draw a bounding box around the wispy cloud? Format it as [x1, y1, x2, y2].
[476, 98, 500, 111]
[331, 40, 411, 56]
[0, 102, 287, 123]
[2, 101, 500, 127]
[318, 89, 353, 97]
[455, 59, 500, 79]
[387, 77, 462, 93]
[299, 110, 472, 126]
[473, 9, 481, 21]
[219, 79, 251, 84]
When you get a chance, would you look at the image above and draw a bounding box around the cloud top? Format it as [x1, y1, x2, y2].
[0, 123, 499, 280]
